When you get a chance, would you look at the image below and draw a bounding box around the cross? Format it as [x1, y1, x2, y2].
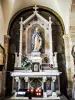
[33, 5, 38, 12]
[49, 17, 51, 21]
[49, 17, 52, 24]
[21, 17, 23, 22]
[19, 17, 23, 25]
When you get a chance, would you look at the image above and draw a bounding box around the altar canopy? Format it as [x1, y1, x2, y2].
[17, 5, 54, 68]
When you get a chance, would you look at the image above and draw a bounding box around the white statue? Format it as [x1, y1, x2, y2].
[31, 26, 42, 52]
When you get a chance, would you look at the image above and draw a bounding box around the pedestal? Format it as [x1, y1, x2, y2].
[29, 52, 42, 72]
[43, 77, 47, 98]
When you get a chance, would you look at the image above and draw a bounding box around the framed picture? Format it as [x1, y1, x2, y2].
[0, 44, 5, 66]
[32, 62, 40, 72]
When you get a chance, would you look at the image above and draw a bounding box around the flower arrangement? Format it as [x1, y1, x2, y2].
[21, 55, 32, 70]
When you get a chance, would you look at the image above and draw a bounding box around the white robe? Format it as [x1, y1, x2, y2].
[34, 34, 42, 51]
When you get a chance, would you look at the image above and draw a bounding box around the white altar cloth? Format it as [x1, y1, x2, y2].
[11, 70, 61, 77]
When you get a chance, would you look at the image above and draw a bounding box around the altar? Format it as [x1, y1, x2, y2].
[11, 5, 61, 98]
[11, 70, 61, 98]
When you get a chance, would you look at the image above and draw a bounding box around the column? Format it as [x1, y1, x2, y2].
[43, 76, 47, 98]
[63, 34, 74, 95]
[49, 17, 53, 64]
[58, 76, 61, 94]
[51, 76, 57, 96]
[18, 17, 23, 67]
[51, 76, 56, 92]
[4, 35, 10, 69]
[14, 52, 18, 68]
[25, 28, 28, 55]
[69, 33, 75, 73]
[1, 35, 10, 96]
[15, 77, 20, 92]
[69, 33, 75, 94]
[24, 77, 29, 89]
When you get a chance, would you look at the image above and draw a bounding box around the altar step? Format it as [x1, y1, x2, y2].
[3, 95, 68, 100]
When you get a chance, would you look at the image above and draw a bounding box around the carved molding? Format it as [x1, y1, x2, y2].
[69, 33, 75, 38]
[70, 26, 75, 33]
[4, 35, 10, 43]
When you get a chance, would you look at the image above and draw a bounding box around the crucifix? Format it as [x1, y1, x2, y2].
[33, 5, 38, 12]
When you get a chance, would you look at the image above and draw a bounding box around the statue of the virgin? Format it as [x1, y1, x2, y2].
[31, 26, 42, 52]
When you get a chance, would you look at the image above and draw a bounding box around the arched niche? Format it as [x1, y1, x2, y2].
[26, 24, 45, 54]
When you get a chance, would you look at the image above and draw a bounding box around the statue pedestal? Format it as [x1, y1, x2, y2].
[31, 52, 41, 57]
[30, 52, 42, 64]
[29, 52, 42, 72]
[52, 92, 57, 97]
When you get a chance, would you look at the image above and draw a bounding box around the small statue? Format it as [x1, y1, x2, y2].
[31, 26, 42, 52]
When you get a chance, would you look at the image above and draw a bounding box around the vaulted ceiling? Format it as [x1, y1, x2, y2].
[1, 0, 71, 34]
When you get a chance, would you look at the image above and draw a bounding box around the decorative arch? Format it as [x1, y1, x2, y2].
[26, 24, 45, 54]
[8, 5, 66, 36]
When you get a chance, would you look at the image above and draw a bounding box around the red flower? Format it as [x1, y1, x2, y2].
[49, 64, 53, 68]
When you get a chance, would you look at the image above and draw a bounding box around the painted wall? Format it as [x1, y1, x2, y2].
[0, 1, 4, 46]
[1, 0, 15, 35]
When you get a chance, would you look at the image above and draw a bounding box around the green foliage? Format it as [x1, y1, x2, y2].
[21, 54, 32, 70]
